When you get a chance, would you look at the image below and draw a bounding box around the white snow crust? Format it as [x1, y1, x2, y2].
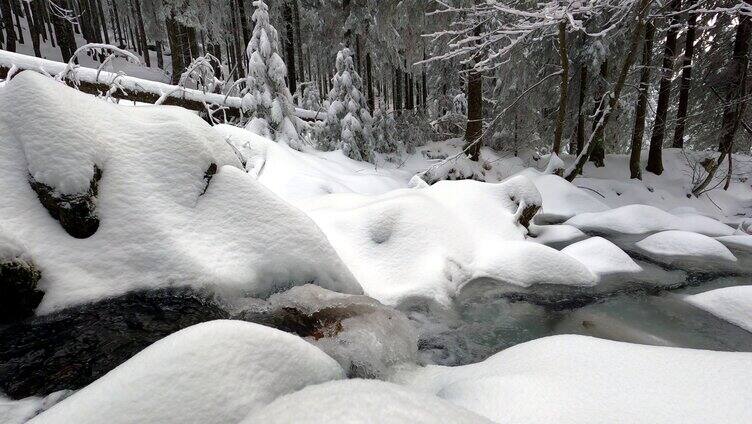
[685, 286, 752, 333]
[396, 334, 752, 424]
[635, 230, 737, 266]
[562, 236, 642, 279]
[30, 321, 344, 424]
[0, 72, 360, 313]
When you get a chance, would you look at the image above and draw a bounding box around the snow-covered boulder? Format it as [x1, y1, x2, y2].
[243, 379, 493, 424]
[565, 204, 735, 237]
[562, 237, 642, 280]
[30, 321, 345, 424]
[0, 72, 361, 314]
[519, 170, 609, 224]
[304, 175, 593, 306]
[685, 286, 752, 333]
[528, 224, 587, 248]
[635, 230, 737, 269]
[396, 334, 752, 423]
[716, 234, 752, 253]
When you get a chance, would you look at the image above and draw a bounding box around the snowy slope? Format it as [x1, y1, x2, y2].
[396, 334, 752, 424]
[30, 321, 344, 423]
[0, 72, 361, 313]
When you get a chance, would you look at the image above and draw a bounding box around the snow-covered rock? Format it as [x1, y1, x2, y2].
[562, 237, 642, 280]
[635, 230, 737, 268]
[685, 286, 752, 333]
[0, 72, 361, 313]
[716, 234, 752, 253]
[528, 224, 587, 247]
[243, 379, 492, 424]
[519, 170, 609, 223]
[303, 175, 593, 306]
[396, 334, 752, 423]
[30, 321, 345, 424]
[566, 204, 735, 237]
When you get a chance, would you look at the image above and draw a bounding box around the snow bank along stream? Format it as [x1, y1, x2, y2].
[2, 72, 752, 423]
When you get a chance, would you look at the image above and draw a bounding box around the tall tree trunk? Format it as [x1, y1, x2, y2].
[132, 0, 151, 67]
[553, 21, 569, 155]
[50, 0, 76, 62]
[230, 3, 244, 80]
[293, 0, 304, 82]
[0, 0, 16, 52]
[565, 0, 651, 181]
[646, 0, 681, 175]
[156, 40, 164, 70]
[12, 0, 24, 45]
[112, 2, 124, 48]
[629, 21, 656, 180]
[692, 0, 751, 195]
[464, 65, 483, 161]
[237, 0, 251, 46]
[395, 67, 403, 113]
[96, 0, 110, 45]
[672, 10, 698, 148]
[366, 52, 374, 111]
[23, 0, 41, 57]
[589, 60, 608, 167]
[573, 64, 588, 154]
[284, 2, 297, 96]
[166, 16, 185, 85]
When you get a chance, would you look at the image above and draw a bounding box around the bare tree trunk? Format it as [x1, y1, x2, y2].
[112, 2, 124, 48]
[629, 21, 656, 180]
[23, 0, 41, 57]
[237, 0, 251, 46]
[283, 2, 297, 96]
[156, 40, 164, 70]
[366, 52, 374, 111]
[395, 66, 402, 113]
[573, 64, 587, 154]
[132, 0, 151, 67]
[646, 0, 681, 175]
[96, 0, 110, 45]
[12, 0, 24, 45]
[464, 64, 483, 161]
[565, 0, 652, 181]
[50, 0, 77, 62]
[293, 0, 304, 83]
[553, 21, 569, 155]
[692, 1, 751, 195]
[589, 60, 608, 167]
[0, 0, 16, 52]
[672, 10, 698, 148]
[165, 16, 185, 85]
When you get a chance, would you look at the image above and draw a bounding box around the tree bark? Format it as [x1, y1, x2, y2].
[672, 10, 698, 148]
[394, 67, 402, 113]
[629, 21, 656, 180]
[237, 0, 251, 46]
[366, 52, 374, 111]
[165, 16, 185, 85]
[22, 0, 41, 57]
[573, 64, 588, 154]
[112, 2, 124, 48]
[692, 0, 751, 195]
[565, 0, 652, 181]
[96, 0, 110, 45]
[0, 0, 16, 52]
[284, 2, 297, 96]
[50, 0, 77, 62]
[553, 21, 569, 155]
[464, 65, 483, 161]
[589, 60, 608, 167]
[132, 0, 151, 67]
[646, 0, 681, 175]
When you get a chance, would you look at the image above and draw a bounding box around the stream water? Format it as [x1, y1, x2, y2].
[406, 261, 752, 367]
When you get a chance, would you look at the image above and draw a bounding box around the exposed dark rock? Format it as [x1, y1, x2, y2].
[29, 166, 102, 239]
[0, 258, 43, 323]
[201, 163, 217, 195]
[0, 287, 228, 399]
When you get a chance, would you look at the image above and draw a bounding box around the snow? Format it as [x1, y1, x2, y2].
[0, 391, 71, 424]
[395, 334, 752, 424]
[304, 175, 593, 306]
[635, 231, 737, 267]
[528, 224, 587, 247]
[243, 379, 492, 424]
[0, 229, 28, 261]
[0, 72, 360, 313]
[685, 286, 752, 333]
[518, 169, 609, 224]
[716, 235, 752, 252]
[566, 204, 735, 237]
[562, 237, 642, 279]
[30, 321, 344, 424]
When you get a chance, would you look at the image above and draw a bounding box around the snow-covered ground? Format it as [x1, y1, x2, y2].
[3, 71, 752, 423]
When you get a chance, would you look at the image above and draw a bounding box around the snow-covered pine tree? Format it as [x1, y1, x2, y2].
[241, 0, 302, 149]
[322, 48, 375, 162]
[373, 95, 401, 154]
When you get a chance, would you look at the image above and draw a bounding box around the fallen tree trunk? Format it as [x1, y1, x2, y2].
[0, 50, 324, 124]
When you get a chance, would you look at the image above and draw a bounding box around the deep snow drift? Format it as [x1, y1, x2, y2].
[0, 72, 360, 313]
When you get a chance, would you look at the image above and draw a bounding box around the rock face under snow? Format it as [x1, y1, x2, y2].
[561, 237, 642, 280]
[0, 71, 361, 314]
[635, 230, 737, 269]
[396, 334, 752, 424]
[303, 175, 594, 306]
[685, 286, 752, 333]
[243, 379, 493, 424]
[519, 170, 609, 224]
[566, 204, 735, 237]
[0, 232, 42, 323]
[30, 321, 345, 424]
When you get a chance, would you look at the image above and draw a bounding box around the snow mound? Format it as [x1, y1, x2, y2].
[0, 229, 28, 261]
[528, 224, 587, 247]
[566, 204, 734, 236]
[0, 72, 361, 313]
[243, 379, 492, 424]
[716, 235, 752, 253]
[562, 237, 642, 279]
[635, 230, 737, 268]
[397, 334, 752, 423]
[31, 320, 344, 424]
[685, 286, 752, 333]
[519, 169, 609, 223]
[266, 285, 419, 378]
[303, 176, 592, 305]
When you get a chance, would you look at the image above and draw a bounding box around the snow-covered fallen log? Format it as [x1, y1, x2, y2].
[0, 50, 324, 123]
